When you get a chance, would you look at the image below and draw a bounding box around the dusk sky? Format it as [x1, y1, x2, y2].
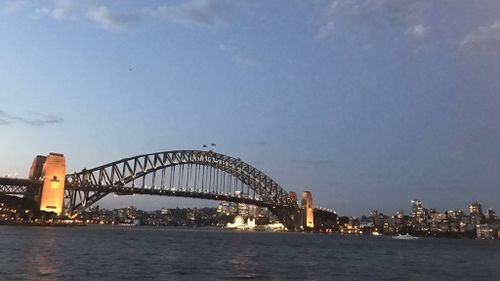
[1, 0, 500, 216]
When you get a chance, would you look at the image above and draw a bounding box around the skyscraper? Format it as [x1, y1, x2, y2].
[468, 201, 482, 215]
[410, 199, 426, 223]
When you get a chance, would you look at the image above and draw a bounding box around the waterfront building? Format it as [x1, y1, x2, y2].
[217, 202, 230, 215]
[369, 210, 384, 229]
[233, 191, 249, 217]
[476, 224, 494, 239]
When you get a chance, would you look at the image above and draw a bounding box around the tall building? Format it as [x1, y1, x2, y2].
[411, 199, 426, 223]
[469, 201, 484, 227]
[370, 210, 383, 229]
[411, 199, 422, 217]
[234, 191, 249, 217]
[486, 208, 496, 221]
[468, 201, 482, 215]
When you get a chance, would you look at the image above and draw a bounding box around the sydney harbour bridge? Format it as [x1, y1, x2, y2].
[0, 150, 337, 231]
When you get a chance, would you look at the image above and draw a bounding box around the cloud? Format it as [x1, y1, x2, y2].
[87, 6, 140, 29]
[22, 115, 64, 126]
[152, 0, 226, 26]
[36, 0, 139, 30]
[317, 0, 428, 40]
[317, 21, 335, 39]
[35, 0, 226, 30]
[35, 0, 83, 20]
[405, 24, 430, 39]
[0, 110, 9, 125]
[461, 20, 500, 54]
[0, 110, 63, 126]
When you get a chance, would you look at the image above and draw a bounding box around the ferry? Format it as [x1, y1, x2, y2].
[393, 234, 419, 240]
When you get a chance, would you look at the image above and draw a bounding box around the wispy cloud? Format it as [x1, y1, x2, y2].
[315, 0, 500, 56]
[87, 6, 140, 30]
[35, 0, 83, 20]
[0, 110, 63, 126]
[405, 24, 430, 39]
[36, 0, 139, 30]
[461, 20, 500, 54]
[316, 0, 433, 43]
[151, 0, 226, 26]
[34, 0, 226, 30]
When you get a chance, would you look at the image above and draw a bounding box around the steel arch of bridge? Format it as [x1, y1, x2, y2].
[65, 150, 291, 215]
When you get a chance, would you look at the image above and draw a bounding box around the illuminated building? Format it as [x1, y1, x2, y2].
[234, 191, 249, 217]
[39, 153, 66, 215]
[468, 201, 484, 227]
[394, 210, 405, 219]
[468, 201, 483, 215]
[301, 191, 314, 229]
[476, 224, 494, 239]
[369, 210, 383, 229]
[411, 199, 426, 223]
[446, 209, 464, 220]
[217, 202, 230, 214]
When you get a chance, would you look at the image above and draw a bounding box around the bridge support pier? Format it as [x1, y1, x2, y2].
[37, 153, 66, 215]
[301, 191, 314, 231]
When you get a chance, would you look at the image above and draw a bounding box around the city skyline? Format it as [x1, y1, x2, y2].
[1, 1, 500, 215]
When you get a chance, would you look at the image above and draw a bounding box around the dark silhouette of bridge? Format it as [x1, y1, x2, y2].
[0, 150, 337, 230]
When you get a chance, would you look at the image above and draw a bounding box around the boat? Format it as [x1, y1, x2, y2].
[393, 234, 419, 240]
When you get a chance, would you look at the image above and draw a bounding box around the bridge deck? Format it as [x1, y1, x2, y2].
[0, 177, 41, 194]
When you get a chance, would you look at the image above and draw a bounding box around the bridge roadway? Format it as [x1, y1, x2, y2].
[0, 177, 40, 195]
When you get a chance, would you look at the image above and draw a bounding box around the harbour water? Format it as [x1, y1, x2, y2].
[0, 225, 499, 281]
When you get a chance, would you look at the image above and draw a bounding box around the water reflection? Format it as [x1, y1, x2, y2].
[25, 228, 59, 280]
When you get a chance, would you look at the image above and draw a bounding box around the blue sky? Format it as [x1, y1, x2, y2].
[1, 0, 500, 215]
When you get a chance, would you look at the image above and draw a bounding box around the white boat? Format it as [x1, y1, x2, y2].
[393, 234, 419, 240]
